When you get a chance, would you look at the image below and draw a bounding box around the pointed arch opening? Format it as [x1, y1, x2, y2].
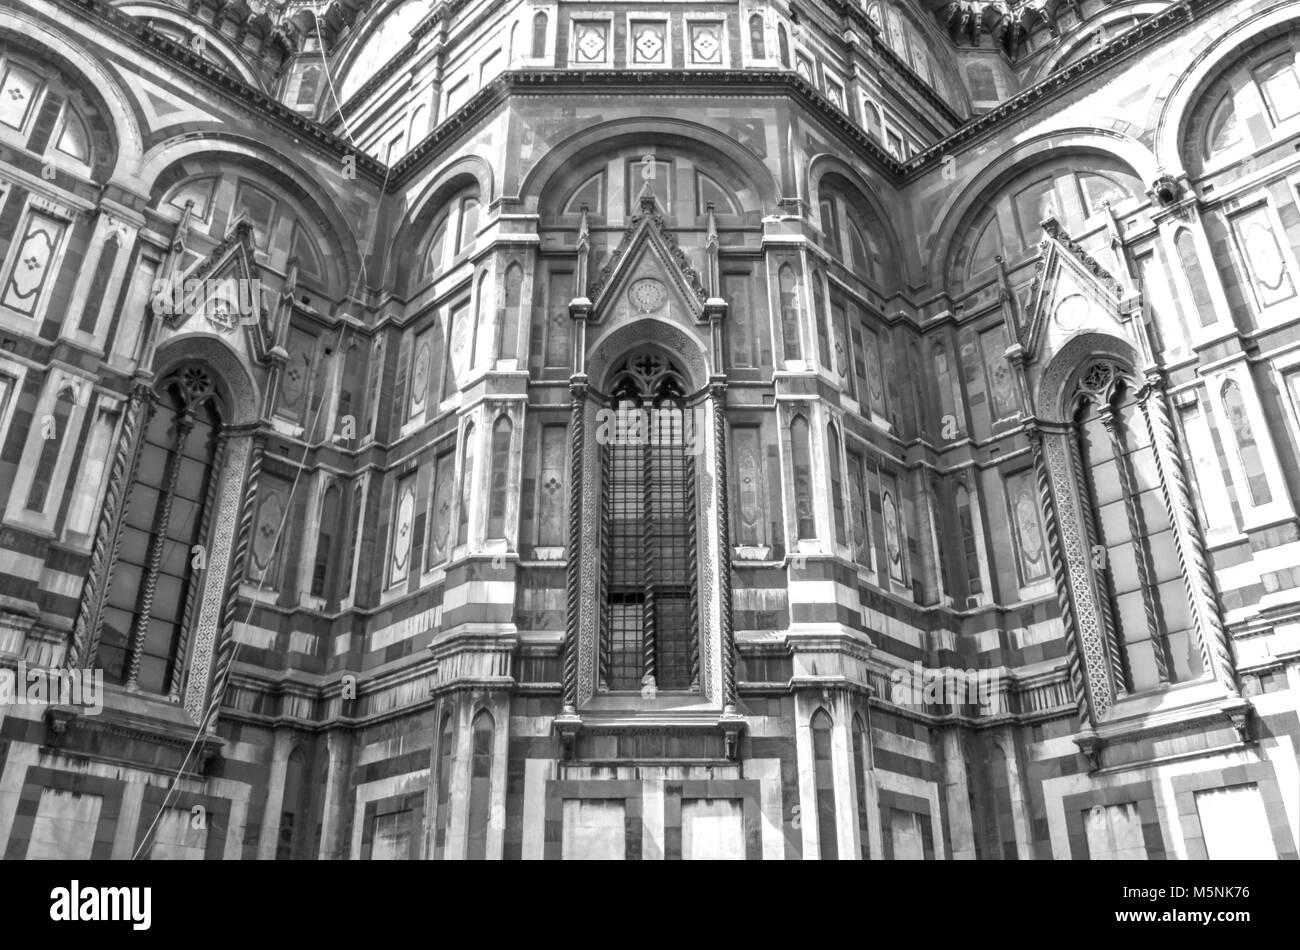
[599, 352, 700, 693]
[99, 365, 225, 695]
[811, 708, 838, 860]
[467, 709, 495, 860]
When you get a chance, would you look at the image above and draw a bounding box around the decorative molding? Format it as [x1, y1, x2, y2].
[588, 194, 709, 314]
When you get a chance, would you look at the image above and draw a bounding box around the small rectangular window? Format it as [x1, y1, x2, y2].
[0, 62, 43, 130]
[1253, 54, 1300, 124]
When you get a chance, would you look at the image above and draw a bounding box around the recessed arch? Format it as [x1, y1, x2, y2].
[517, 117, 779, 214]
[0, 16, 142, 181]
[150, 333, 262, 427]
[1033, 331, 1139, 424]
[807, 155, 906, 288]
[140, 137, 362, 295]
[1153, 8, 1300, 173]
[387, 153, 495, 289]
[588, 317, 711, 394]
[928, 134, 1155, 290]
[1174, 20, 1300, 177]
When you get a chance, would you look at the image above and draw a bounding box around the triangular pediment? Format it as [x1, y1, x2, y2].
[1019, 217, 1127, 365]
[155, 219, 274, 360]
[587, 196, 709, 323]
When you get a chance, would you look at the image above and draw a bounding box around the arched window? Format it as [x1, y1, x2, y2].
[820, 198, 841, 256]
[749, 14, 766, 59]
[428, 449, 455, 565]
[500, 262, 524, 361]
[467, 710, 494, 860]
[818, 179, 892, 289]
[933, 342, 963, 437]
[531, 11, 548, 58]
[811, 269, 831, 369]
[414, 186, 481, 290]
[1174, 230, 1215, 328]
[790, 415, 815, 540]
[777, 23, 790, 67]
[99, 367, 223, 695]
[1073, 362, 1202, 690]
[949, 157, 1143, 285]
[433, 714, 455, 858]
[862, 99, 882, 142]
[24, 387, 76, 513]
[852, 714, 870, 859]
[778, 264, 802, 360]
[457, 423, 476, 546]
[421, 218, 448, 283]
[601, 353, 698, 692]
[488, 416, 512, 539]
[311, 482, 341, 598]
[811, 709, 838, 859]
[457, 196, 480, 253]
[955, 484, 982, 598]
[342, 480, 363, 599]
[827, 423, 846, 547]
[1221, 380, 1272, 507]
[277, 748, 307, 860]
[473, 270, 491, 368]
[847, 447, 871, 567]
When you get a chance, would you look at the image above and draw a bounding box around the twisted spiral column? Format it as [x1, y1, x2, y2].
[67, 381, 154, 670]
[642, 406, 657, 687]
[685, 425, 700, 692]
[203, 432, 264, 730]
[1101, 407, 1168, 686]
[599, 426, 612, 690]
[125, 411, 195, 690]
[1140, 377, 1238, 694]
[713, 383, 736, 709]
[1029, 428, 1093, 728]
[169, 428, 227, 701]
[1069, 419, 1125, 701]
[561, 381, 587, 710]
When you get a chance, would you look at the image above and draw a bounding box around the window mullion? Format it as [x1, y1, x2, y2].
[125, 405, 194, 691]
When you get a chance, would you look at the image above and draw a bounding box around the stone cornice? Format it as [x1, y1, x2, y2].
[905, 0, 1218, 176]
[49, 0, 1229, 196]
[391, 69, 909, 187]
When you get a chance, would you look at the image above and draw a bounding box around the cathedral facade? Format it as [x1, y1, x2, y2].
[0, 0, 1297, 860]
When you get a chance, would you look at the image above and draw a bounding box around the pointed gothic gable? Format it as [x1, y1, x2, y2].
[158, 219, 274, 358]
[587, 194, 709, 323]
[1018, 216, 1128, 365]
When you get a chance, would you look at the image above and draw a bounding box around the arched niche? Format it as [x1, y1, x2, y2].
[518, 117, 778, 215]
